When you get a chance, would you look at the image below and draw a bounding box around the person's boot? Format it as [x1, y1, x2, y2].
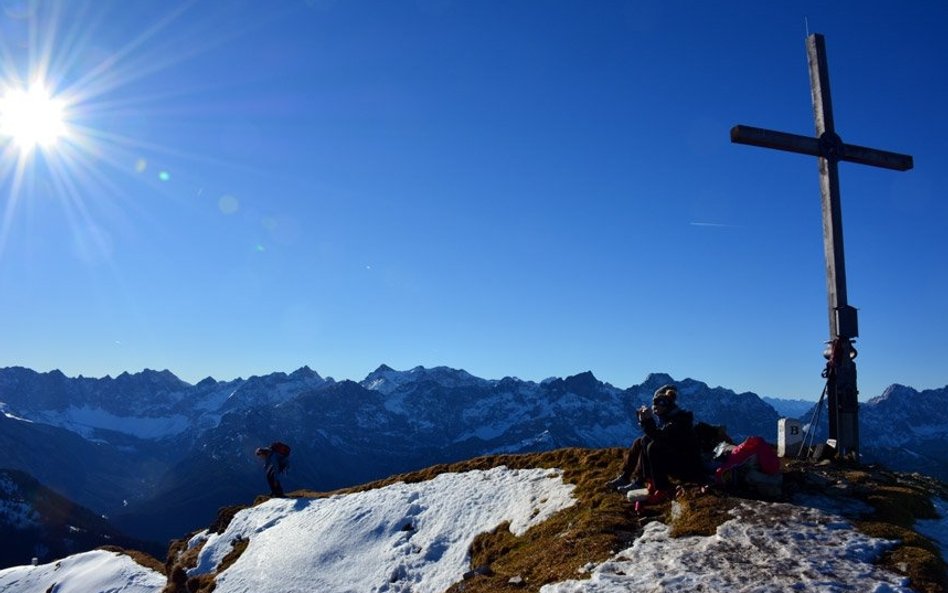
[617, 476, 647, 492]
[606, 472, 631, 489]
[632, 487, 674, 513]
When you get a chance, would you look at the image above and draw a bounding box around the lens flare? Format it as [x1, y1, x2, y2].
[218, 195, 239, 214]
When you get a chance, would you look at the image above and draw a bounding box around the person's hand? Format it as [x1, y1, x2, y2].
[637, 405, 652, 422]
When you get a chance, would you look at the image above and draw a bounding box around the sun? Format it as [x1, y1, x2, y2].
[0, 82, 69, 152]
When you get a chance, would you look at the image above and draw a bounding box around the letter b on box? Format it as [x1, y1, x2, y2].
[778, 418, 803, 458]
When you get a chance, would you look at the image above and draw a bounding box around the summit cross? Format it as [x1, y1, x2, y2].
[731, 33, 913, 458]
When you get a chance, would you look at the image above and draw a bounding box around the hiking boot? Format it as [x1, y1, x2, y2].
[626, 487, 651, 503]
[615, 477, 647, 493]
[633, 488, 674, 513]
[606, 473, 631, 489]
[643, 488, 673, 505]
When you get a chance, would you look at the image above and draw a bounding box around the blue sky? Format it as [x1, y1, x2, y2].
[0, 1, 944, 400]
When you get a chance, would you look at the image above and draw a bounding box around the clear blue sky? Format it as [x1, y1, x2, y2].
[0, 1, 945, 400]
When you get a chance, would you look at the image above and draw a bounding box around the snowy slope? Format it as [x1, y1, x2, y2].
[542, 500, 912, 593]
[188, 466, 576, 593]
[0, 550, 164, 593]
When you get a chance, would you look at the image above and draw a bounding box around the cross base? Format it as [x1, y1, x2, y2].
[823, 337, 859, 457]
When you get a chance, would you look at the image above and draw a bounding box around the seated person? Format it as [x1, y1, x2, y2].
[630, 386, 706, 504]
[608, 384, 681, 491]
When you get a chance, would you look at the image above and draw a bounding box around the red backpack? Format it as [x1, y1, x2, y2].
[271, 442, 291, 457]
[717, 436, 779, 475]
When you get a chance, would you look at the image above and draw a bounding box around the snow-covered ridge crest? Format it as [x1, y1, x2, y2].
[187, 466, 576, 593]
[361, 363, 490, 395]
[0, 550, 164, 593]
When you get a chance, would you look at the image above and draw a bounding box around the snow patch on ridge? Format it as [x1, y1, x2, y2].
[541, 500, 911, 593]
[189, 466, 576, 593]
[0, 550, 165, 593]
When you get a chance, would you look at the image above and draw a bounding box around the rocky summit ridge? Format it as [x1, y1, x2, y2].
[1, 448, 946, 593]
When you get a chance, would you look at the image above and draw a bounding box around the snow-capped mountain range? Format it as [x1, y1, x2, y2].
[0, 364, 946, 549]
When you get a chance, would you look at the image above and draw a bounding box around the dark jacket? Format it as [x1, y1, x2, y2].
[639, 405, 705, 481]
[640, 406, 694, 446]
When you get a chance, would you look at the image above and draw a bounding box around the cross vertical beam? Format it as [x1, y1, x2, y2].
[730, 34, 913, 459]
[807, 33, 860, 458]
[809, 34, 849, 338]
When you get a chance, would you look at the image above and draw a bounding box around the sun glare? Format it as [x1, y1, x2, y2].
[0, 83, 68, 152]
[0, 2, 224, 264]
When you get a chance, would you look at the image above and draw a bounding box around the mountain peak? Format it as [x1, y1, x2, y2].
[875, 383, 917, 401]
[361, 364, 485, 395]
[289, 366, 322, 381]
[196, 376, 218, 388]
[644, 372, 676, 387]
[563, 370, 600, 393]
[145, 368, 183, 381]
[361, 364, 405, 395]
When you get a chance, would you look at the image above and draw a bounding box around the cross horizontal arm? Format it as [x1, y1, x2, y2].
[731, 125, 819, 158]
[731, 125, 913, 171]
[839, 142, 913, 171]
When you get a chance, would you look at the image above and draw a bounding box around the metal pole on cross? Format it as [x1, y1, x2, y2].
[730, 34, 913, 459]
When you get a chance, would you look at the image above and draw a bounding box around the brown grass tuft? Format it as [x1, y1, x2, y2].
[855, 520, 940, 555]
[866, 486, 938, 527]
[207, 504, 248, 535]
[216, 537, 250, 574]
[161, 533, 208, 593]
[882, 545, 947, 593]
[96, 546, 165, 574]
[669, 491, 738, 538]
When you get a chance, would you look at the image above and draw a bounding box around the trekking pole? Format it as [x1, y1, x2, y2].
[799, 382, 829, 459]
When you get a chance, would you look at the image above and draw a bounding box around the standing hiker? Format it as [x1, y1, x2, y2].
[255, 441, 291, 497]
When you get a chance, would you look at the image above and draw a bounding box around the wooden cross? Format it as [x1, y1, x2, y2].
[730, 34, 913, 458]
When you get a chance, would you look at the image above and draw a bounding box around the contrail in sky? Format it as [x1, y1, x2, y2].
[689, 221, 741, 228]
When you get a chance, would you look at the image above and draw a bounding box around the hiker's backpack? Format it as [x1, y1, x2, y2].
[271, 441, 291, 457]
[270, 441, 291, 473]
[714, 436, 783, 498]
[694, 422, 734, 455]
